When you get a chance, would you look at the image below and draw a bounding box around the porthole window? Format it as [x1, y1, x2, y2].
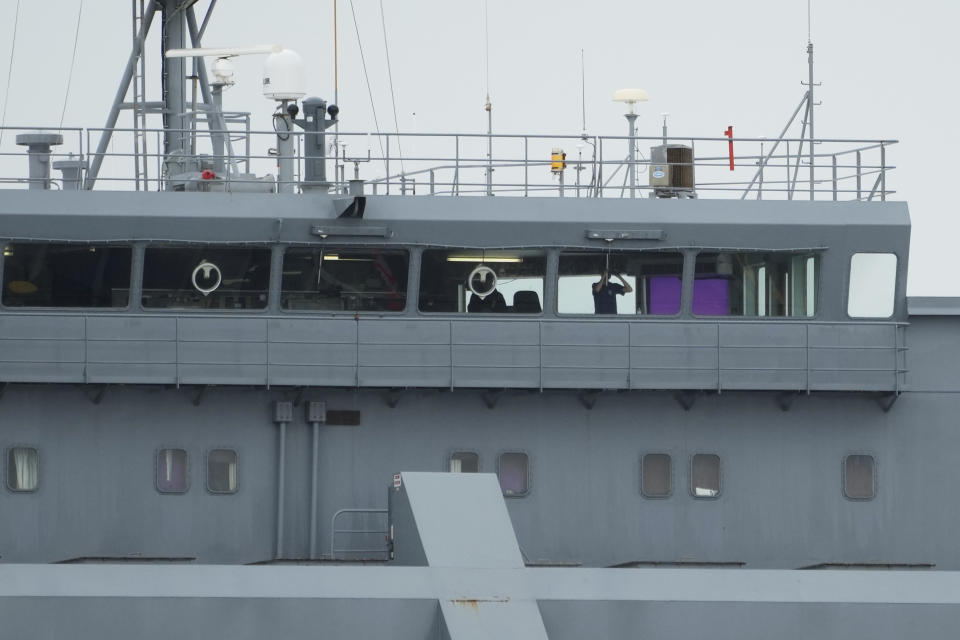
[156, 448, 188, 493]
[449, 451, 479, 473]
[641, 453, 671, 498]
[691, 454, 721, 498]
[7, 447, 39, 492]
[844, 454, 875, 500]
[207, 449, 238, 494]
[498, 452, 529, 496]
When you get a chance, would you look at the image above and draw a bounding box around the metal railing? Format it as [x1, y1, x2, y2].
[330, 508, 389, 560]
[0, 125, 897, 201]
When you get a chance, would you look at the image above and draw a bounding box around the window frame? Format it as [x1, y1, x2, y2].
[205, 447, 239, 495]
[279, 245, 412, 315]
[690, 249, 821, 320]
[446, 450, 481, 473]
[846, 252, 898, 320]
[842, 453, 877, 501]
[497, 450, 531, 497]
[139, 243, 273, 314]
[556, 249, 685, 318]
[0, 241, 134, 312]
[6, 445, 40, 493]
[155, 447, 190, 494]
[689, 453, 722, 500]
[640, 452, 673, 499]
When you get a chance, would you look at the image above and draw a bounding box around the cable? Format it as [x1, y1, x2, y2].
[0, 0, 22, 150]
[379, 0, 404, 174]
[60, 0, 84, 129]
[348, 0, 386, 174]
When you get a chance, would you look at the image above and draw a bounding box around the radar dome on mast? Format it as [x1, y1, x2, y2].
[262, 49, 306, 101]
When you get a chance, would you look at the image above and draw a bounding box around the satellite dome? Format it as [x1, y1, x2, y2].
[262, 48, 306, 100]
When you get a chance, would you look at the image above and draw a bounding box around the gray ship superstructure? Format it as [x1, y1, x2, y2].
[1, 2, 959, 638]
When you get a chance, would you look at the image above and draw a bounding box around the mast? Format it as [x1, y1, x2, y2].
[161, 0, 189, 159]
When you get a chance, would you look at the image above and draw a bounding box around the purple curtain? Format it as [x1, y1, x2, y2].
[692, 278, 729, 315]
[648, 276, 682, 315]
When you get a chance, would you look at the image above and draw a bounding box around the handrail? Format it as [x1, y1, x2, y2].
[330, 508, 389, 560]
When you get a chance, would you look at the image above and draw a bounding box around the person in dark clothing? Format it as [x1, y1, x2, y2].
[593, 269, 633, 314]
[468, 288, 506, 313]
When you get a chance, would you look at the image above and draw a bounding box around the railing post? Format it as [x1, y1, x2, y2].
[597, 137, 604, 198]
[832, 154, 837, 201]
[880, 142, 886, 202]
[454, 135, 460, 196]
[524, 136, 529, 197]
[430, 169, 435, 195]
[856, 150, 862, 201]
[385, 135, 390, 195]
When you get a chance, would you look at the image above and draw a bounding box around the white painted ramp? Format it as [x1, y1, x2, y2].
[399, 472, 549, 640]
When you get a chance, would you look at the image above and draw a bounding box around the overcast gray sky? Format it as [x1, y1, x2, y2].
[0, 0, 956, 295]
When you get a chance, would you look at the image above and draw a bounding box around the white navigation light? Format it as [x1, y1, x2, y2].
[262, 48, 306, 100]
[612, 88, 649, 114]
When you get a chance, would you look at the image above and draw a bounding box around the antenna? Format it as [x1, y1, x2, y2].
[580, 49, 586, 134]
[612, 88, 649, 198]
[484, 0, 493, 196]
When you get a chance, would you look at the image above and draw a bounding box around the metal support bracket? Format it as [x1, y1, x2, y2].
[192, 385, 208, 407]
[776, 392, 799, 412]
[579, 389, 602, 410]
[674, 390, 697, 411]
[481, 389, 505, 409]
[876, 392, 899, 413]
[385, 388, 405, 408]
[86, 384, 108, 405]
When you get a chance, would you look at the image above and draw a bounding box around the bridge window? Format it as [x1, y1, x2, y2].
[498, 452, 529, 496]
[419, 250, 545, 314]
[7, 446, 38, 492]
[2, 243, 131, 308]
[142, 246, 270, 310]
[282, 247, 408, 312]
[207, 449, 238, 494]
[691, 454, 721, 498]
[641, 453, 671, 498]
[844, 454, 875, 500]
[558, 251, 683, 315]
[449, 451, 479, 473]
[693, 251, 817, 317]
[848, 253, 897, 318]
[156, 448, 188, 493]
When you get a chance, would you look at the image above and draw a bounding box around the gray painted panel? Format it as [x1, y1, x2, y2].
[721, 370, 806, 390]
[0, 315, 84, 339]
[453, 345, 539, 367]
[629, 369, 718, 389]
[0, 339, 84, 362]
[85, 316, 177, 341]
[452, 321, 540, 345]
[178, 317, 267, 342]
[809, 348, 896, 373]
[720, 347, 807, 370]
[630, 346, 717, 370]
[0, 362, 83, 382]
[453, 367, 540, 388]
[178, 342, 267, 365]
[543, 346, 628, 368]
[269, 342, 357, 366]
[543, 321, 629, 346]
[630, 322, 718, 347]
[720, 323, 806, 347]
[85, 363, 177, 384]
[358, 344, 449, 367]
[542, 367, 628, 388]
[268, 364, 356, 386]
[810, 371, 895, 390]
[359, 366, 450, 387]
[360, 320, 451, 345]
[178, 364, 267, 385]
[809, 324, 896, 348]
[267, 317, 357, 343]
[86, 340, 175, 364]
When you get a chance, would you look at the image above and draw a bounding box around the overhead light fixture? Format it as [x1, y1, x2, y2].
[322, 254, 372, 262]
[3, 247, 11, 257]
[446, 256, 522, 263]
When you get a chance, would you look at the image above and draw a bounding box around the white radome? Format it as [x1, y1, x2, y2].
[262, 48, 306, 100]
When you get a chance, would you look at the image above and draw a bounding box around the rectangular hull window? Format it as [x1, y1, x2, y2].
[281, 248, 408, 312]
[449, 452, 479, 473]
[693, 251, 818, 317]
[156, 448, 188, 493]
[641, 453, 671, 498]
[7, 447, 38, 492]
[2, 244, 131, 308]
[848, 253, 897, 318]
[558, 250, 683, 315]
[208, 449, 238, 493]
[419, 250, 545, 314]
[498, 452, 529, 496]
[142, 247, 270, 310]
[691, 454, 721, 498]
[844, 454, 875, 499]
